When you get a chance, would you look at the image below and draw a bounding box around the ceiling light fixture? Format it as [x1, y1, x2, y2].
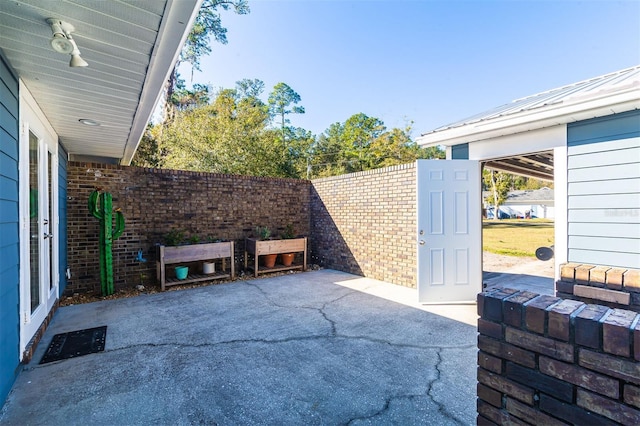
[47, 18, 88, 67]
[79, 119, 100, 126]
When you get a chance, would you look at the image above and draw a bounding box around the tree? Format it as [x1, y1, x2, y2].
[483, 169, 512, 220]
[235, 78, 265, 100]
[308, 114, 444, 178]
[340, 113, 385, 172]
[164, 0, 249, 120]
[268, 82, 305, 139]
[131, 124, 166, 168]
[170, 83, 211, 111]
[154, 87, 292, 177]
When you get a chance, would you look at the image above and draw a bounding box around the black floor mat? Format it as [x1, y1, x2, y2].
[40, 326, 107, 364]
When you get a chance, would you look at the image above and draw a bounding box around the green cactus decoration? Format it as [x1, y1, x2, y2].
[88, 188, 125, 296]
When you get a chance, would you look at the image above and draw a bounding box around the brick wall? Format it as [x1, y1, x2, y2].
[477, 287, 640, 425]
[66, 162, 310, 295]
[557, 263, 640, 312]
[67, 162, 419, 293]
[310, 163, 417, 287]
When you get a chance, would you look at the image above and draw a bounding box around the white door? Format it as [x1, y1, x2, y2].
[21, 130, 58, 349]
[417, 160, 481, 304]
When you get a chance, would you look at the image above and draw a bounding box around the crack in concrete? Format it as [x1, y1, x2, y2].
[425, 348, 467, 425]
[25, 337, 476, 371]
[345, 348, 467, 425]
[243, 279, 358, 336]
[27, 281, 475, 371]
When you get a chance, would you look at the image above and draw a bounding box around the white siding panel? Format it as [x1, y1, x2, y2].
[568, 136, 640, 155]
[568, 163, 640, 182]
[567, 146, 640, 169]
[568, 194, 640, 209]
[568, 208, 640, 224]
[568, 178, 640, 196]
[569, 235, 640, 253]
[568, 248, 640, 268]
[569, 222, 640, 238]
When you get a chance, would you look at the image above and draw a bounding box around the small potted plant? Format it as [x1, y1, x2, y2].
[280, 224, 296, 266]
[163, 229, 185, 246]
[255, 226, 277, 268]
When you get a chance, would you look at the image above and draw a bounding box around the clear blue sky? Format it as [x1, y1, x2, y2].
[179, 0, 640, 138]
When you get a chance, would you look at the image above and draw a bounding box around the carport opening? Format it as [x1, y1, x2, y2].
[480, 150, 555, 290]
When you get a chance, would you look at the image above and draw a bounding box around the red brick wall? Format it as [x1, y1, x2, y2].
[477, 287, 640, 425]
[557, 263, 640, 312]
[66, 162, 310, 294]
[310, 163, 417, 287]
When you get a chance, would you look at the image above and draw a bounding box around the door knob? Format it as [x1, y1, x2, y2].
[419, 240, 425, 246]
[44, 233, 53, 239]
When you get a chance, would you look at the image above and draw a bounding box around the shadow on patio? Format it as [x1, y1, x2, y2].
[1, 269, 478, 425]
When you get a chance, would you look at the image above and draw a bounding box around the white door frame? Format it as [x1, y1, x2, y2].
[467, 126, 568, 281]
[19, 83, 59, 357]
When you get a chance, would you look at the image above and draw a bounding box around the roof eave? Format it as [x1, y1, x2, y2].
[120, 0, 203, 165]
[417, 90, 640, 147]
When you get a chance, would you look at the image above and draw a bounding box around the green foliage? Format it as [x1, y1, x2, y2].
[163, 229, 185, 246]
[139, 75, 443, 179]
[308, 114, 444, 177]
[483, 169, 511, 218]
[164, 0, 249, 120]
[181, 0, 250, 72]
[171, 82, 211, 111]
[281, 223, 295, 239]
[268, 82, 305, 140]
[236, 78, 265, 100]
[159, 88, 282, 175]
[131, 124, 166, 168]
[255, 226, 271, 240]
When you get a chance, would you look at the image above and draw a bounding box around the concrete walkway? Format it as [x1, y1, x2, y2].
[1, 270, 479, 426]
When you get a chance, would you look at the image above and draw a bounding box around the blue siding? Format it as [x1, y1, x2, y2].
[567, 109, 640, 146]
[567, 110, 640, 269]
[451, 143, 469, 160]
[0, 54, 20, 405]
[58, 145, 68, 294]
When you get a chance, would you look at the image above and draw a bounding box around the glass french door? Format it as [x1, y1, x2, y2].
[23, 130, 57, 344]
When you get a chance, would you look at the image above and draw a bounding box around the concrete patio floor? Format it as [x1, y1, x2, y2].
[1, 269, 481, 426]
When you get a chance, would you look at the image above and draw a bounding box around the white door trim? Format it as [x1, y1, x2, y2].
[19, 82, 59, 357]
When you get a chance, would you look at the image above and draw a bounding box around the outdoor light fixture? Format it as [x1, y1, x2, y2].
[47, 18, 88, 67]
[79, 119, 100, 126]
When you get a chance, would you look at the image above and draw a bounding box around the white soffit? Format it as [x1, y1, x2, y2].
[0, 0, 202, 164]
[469, 125, 566, 161]
[418, 65, 640, 147]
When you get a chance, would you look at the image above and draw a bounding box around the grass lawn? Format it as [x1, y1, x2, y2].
[483, 219, 554, 258]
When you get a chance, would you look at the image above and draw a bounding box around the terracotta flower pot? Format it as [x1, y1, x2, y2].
[280, 253, 295, 267]
[263, 253, 277, 268]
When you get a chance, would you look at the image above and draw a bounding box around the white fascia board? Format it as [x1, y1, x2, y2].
[121, 0, 203, 165]
[468, 125, 566, 161]
[417, 91, 640, 147]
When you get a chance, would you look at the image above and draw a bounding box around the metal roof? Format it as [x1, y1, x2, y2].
[500, 188, 554, 206]
[418, 65, 640, 146]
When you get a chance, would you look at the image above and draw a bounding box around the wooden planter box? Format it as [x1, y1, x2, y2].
[244, 237, 307, 277]
[156, 241, 235, 291]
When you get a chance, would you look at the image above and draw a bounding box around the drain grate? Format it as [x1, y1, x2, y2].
[40, 326, 107, 364]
